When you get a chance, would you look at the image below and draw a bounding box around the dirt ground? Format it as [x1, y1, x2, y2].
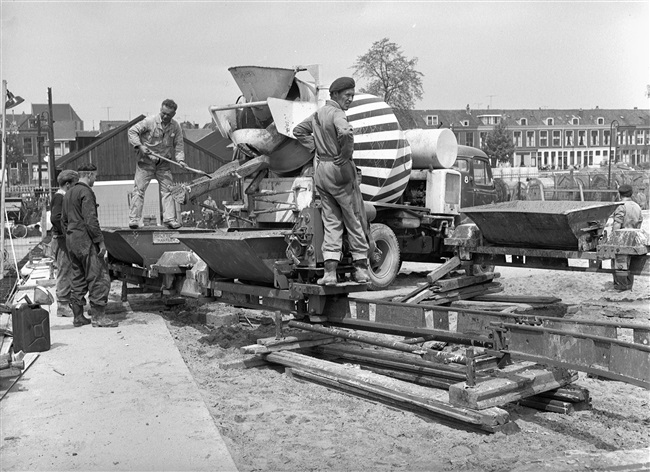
[153, 264, 650, 472]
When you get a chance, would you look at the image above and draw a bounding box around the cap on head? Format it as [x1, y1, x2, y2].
[329, 77, 355, 94]
[57, 169, 79, 186]
[77, 163, 97, 172]
[618, 184, 633, 197]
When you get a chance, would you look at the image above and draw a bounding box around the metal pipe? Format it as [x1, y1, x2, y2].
[608, 119, 619, 189]
[209, 100, 268, 113]
[47, 89, 56, 198]
[1, 80, 7, 280]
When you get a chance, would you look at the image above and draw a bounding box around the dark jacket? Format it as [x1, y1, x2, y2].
[50, 191, 65, 238]
[62, 182, 104, 252]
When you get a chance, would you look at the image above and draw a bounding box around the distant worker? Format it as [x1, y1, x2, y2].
[62, 163, 118, 328]
[201, 195, 218, 225]
[293, 76, 370, 285]
[50, 169, 79, 318]
[610, 184, 643, 291]
[128, 99, 187, 229]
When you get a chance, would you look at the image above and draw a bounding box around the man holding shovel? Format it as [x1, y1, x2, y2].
[128, 99, 187, 229]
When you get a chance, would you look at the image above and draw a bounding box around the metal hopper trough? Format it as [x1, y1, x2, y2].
[102, 227, 212, 268]
[460, 201, 622, 250]
[177, 230, 289, 285]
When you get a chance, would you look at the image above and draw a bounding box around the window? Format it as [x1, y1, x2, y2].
[552, 130, 561, 147]
[526, 131, 535, 147]
[478, 115, 501, 125]
[453, 159, 469, 172]
[590, 130, 599, 146]
[513, 131, 522, 147]
[597, 117, 604, 125]
[23, 137, 33, 155]
[565, 130, 573, 146]
[572, 118, 579, 125]
[462, 120, 469, 127]
[604, 130, 610, 146]
[546, 118, 554, 126]
[637, 130, 644, 145]
[479, 132, 488, 148]
[426, 115, 438, 126]
[578, 131, 586, 146]
[465, 133, 474, 147]
[520, 118, 528, 126]
[472, 158, 491, 186]
[540, 130, 548, 147]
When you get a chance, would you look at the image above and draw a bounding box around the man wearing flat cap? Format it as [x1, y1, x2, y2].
[50, 169, 79, 318]
[293, 76, 370, 285]
[62, 163, 118, 328]
[609, 184, 643, 291]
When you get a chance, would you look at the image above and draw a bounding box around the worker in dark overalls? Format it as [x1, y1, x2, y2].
[50, 169, 79, 318]
[62, 163, 117, 328]
[293, 77, 370, 285]
[610, 184, 643, 291]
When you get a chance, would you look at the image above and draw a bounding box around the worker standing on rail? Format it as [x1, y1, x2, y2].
[293, 77, 370, 285]
[610, 184, 643, 291]
[62, 163, 118, 328]
[50, 169, 79, 318]
[127, 99, 187, 229]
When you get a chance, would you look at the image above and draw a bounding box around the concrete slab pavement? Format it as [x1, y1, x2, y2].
[0, 281, 238, 471]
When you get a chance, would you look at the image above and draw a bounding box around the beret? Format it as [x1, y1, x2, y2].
[618, 184, 633, 195]
[57, 169, 79, 186]
[329, 77, 355, 94]
[77, 163, 97, 172]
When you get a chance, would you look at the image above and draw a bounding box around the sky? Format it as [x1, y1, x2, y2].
[1, 0, 648, 131]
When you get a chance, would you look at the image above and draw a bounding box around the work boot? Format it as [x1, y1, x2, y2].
[317, 260, 338, 286]
[129, 220, 139, 229]
[90, 305, 119, 328]
[353, 259, 370, 284]
[57, 301, 73, 318]
[72, 304, 91, 327]
[165, 220, 181, 230]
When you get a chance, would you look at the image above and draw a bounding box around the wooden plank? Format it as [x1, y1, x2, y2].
[218, 355, 269, 370]
[426, 256, 461, 284]
[433, 273, 498, 293]
[0, 353, 39, 401]
[448, 365, 578, 410]
[240, 336, 339, 354]
[256, 333, 333, 347]
[268, 351, 511, 432]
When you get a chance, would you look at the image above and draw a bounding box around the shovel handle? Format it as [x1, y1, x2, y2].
[148, 151, 211, 178]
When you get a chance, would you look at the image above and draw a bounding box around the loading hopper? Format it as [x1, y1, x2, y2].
[102, 227, 212, 268]
[177, 230, 289, 284]
[228, 66, 297, 122]
[461, 201, 622, 250]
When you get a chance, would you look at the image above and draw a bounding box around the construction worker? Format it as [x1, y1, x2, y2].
[293, 76, 370, 285]
[62, 163, 117, 328]
[610, 184, 643, 291]
[127, 99, 187, 229]
[50, 170, 79, 318]
[201, 195, 217, 227]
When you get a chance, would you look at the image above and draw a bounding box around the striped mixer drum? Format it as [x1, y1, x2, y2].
[347, 94, 412, 203]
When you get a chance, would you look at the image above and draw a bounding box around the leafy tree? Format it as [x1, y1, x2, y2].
[352, 38, 423, 128]
[5, 131, 24, 165]
[482, 120, 515, 166]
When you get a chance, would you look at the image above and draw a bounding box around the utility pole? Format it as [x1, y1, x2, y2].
[487, 95, 497, 109]
[103, 106, 112, 121]
[47, 87, 55, 196]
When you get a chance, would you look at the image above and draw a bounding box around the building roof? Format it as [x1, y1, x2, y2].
[32, 104, 83, 123]
[412, 108, 650, 128]
[183, 128, 213, 143]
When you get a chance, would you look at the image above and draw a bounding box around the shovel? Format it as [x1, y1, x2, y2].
[148, 151, 212, 178]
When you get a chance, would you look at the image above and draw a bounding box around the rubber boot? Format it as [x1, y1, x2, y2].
[72, 304, 91, 327]
[317, 260, 338, 286]
[90, 305, 119, 328]
[353, 259, 370, 283]
[57, 301, 73, 318]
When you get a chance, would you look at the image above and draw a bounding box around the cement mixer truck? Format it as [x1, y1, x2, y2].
[172, 65, 497, 290]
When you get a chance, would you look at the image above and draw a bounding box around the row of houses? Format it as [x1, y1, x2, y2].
[3, 104, 649, 187]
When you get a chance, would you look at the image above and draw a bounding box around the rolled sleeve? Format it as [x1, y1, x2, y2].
[173, 123, 185, 162]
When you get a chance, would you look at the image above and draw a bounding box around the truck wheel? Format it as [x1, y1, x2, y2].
[368, 223, 400, 291]
[11, 224, 27, 239]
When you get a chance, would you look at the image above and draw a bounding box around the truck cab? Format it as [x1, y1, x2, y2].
[453, 145, 497, 208]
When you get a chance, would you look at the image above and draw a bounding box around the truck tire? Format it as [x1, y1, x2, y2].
[368, 223, 400, 291]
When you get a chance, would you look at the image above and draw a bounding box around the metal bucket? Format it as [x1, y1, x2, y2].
[461, 201, 622, 249]
[177, 230, 289, 284]
[102, 227, 211, 268]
